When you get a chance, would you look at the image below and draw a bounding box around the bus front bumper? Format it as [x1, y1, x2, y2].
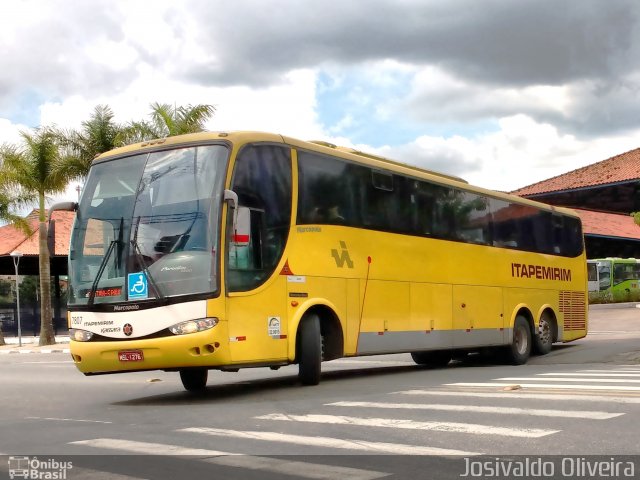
[70, 327, 231, 375]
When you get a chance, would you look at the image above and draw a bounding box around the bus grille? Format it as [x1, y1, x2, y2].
[559, 290, 587, 331]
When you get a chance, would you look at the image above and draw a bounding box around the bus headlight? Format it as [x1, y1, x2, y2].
[169, 317, 218, 335]
[69, 329, 94, 342]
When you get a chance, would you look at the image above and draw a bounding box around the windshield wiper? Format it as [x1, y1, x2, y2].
[87, 217, 124, 306]
[87, 239, 118, 306]
[131, 216, 164, 300]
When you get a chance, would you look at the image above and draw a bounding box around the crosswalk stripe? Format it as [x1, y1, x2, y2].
[446, 382, 640, 391]
[208, 456, 387, 480]
[255, 413, 558, 438]
[327, 401, 622, 420]
[396, 389, 640, 404]
[537, 373, 640, 377]
[498, 377, 640, 384]
[69, 438, 232, 456]
[180, 427, 479, 456]
[69, 438, 387, 480]
[579, 370, 640, 374]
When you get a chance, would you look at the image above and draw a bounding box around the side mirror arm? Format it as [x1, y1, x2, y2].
[223, 190, 239, 234]
[48, 202, 78, 223]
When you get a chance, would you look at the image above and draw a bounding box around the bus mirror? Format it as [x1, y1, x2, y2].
[47, 201, 78, 255]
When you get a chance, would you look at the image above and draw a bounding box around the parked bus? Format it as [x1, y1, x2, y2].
[587, 258, 640, 303]
[53, 131, 588, 391]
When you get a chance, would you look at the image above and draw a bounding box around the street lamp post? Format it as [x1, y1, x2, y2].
[10, 251, 23, 347]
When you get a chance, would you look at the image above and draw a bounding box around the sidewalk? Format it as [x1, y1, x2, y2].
[0, 336, 70, 354]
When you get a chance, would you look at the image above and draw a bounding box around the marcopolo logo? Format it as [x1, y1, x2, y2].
[8, 456, 72, 479]
[331, 241, 354, 269]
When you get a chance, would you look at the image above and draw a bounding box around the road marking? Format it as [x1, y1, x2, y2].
[446, 382, 640, 391]
[207, 456, 388, 480]
[70, 439, 387, 480]
[537, 372, 640, 377]
[70, 438, 233, 456]
[497, 377, 640, 384]
[327, 401, 622, 420]
[579, 369, 640, 373]
[256, 413, 558, 438]
[396, 389, 640, 403]
[180, 427, 479, 456]
[26, 416, 112, 424]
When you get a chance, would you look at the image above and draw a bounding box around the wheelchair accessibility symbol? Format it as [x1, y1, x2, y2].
[128, 272, 148, 300]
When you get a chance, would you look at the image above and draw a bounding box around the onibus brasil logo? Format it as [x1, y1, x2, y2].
[8, 456, 72, 479]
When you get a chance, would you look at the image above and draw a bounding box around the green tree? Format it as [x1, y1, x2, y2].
[0, 127, 73, 345]
[57, 104, 126, 180]
[126, 103, 215, 141]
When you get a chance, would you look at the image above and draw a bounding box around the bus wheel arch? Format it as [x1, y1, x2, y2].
[533, 308, 557, 355]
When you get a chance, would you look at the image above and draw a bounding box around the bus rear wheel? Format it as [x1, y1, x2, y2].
[533, 313, 554, 355]
[504, 316, 531, 365]
[179, 368, 208, 392]
[411, 350, 451, 367]
[297, 313, 322, 386]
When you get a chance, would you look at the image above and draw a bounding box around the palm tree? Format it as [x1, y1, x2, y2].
[57, 105, 126, 180]
[125, 103, 215, 141]
[0, 187, 33, 347]
[0, 127, 73, 345]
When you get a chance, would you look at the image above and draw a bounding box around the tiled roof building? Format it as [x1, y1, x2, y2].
[0, 210, 74, 275]
[512, 148, 640, 258]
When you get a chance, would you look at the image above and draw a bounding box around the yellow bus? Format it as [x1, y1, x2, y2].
[54, 131, 588, 391]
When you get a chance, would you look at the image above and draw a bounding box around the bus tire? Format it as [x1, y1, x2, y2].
[411, 350, 451, 367]
[504, 316, 531, 365]
[297, 313, 322, 386]
[533, 313, 554, 355]
[179, 368, 208, 392]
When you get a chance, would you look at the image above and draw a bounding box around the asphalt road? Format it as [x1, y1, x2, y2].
[1, 304, 639, 479]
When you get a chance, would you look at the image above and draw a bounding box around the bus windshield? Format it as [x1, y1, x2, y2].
[68, 144, 228, 306]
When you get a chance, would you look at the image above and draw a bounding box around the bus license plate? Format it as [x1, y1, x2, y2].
[118, 350, 144, 362]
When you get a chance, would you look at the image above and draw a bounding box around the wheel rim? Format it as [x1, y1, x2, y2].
[538, 317, 551, 345]
[515, 324, 528, 355]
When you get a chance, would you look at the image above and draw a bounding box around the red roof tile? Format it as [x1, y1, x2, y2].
[574, 208, 640, 241]
[0, 210, 75, 256]
[512, 147, 640, 196]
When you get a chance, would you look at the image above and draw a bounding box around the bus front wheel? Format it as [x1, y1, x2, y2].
[297, 314, 322, 386]
[504, 316, 532, 365]
[179, 368, 208, 392]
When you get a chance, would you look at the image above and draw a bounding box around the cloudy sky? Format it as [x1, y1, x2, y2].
[2, 0, 640, 193]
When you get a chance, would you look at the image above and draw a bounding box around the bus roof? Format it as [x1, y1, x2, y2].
[93, 130, 580, 220]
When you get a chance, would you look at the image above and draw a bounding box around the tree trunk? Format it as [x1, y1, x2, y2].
[38, 217, 55, 346]
[0, 321, 5, 346]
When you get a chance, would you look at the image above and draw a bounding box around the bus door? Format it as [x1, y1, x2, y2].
[587, 260, 599, 293]
[224, 144, 293, 364]
[226, 206, 289, 363]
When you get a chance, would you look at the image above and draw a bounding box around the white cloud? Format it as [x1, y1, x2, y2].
[0, 118, 28, 145]
[373, 115, 640, 192]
